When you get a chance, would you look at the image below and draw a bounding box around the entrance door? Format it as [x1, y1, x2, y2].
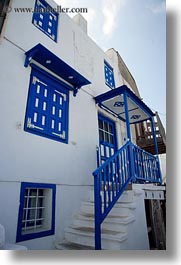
[98, 114, 117, 165]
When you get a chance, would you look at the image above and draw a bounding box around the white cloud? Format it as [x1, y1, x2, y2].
[148, 1, 166, 14]
[54, 0, 125, 41]
[102, 0, 125, 37]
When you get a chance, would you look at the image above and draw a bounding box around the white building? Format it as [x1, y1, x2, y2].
[0, 0, 166, 250]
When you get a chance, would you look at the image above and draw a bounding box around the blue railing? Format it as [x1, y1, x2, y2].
[132, 143, 162, 183]
[93, 141, 162, 250]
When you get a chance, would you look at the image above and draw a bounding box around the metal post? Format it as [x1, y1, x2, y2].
[94, 174, 102, 250]
[96, 145, 100, 168]
[150, 117, 162, 183]
[123, 92, 136, 182]
[150, 117, 158, 155]
[123, 92, 131, 141]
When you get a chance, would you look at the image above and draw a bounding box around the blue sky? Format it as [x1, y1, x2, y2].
[55, 0, 166, 127]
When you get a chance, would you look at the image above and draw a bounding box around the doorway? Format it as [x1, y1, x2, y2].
[98, 114, 117, 166]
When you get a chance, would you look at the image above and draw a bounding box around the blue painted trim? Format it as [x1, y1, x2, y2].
[94, 175, 102, 250]
[98, 113, 118, 149]
[93, 140, 162, 249]
[24, 44, 91, 96]
[95, 85, 154, 123]
[98, 104, 126, 123]
[16, 182, 56, 243]
[123, 91, 131, 141]
[32, 0, 59, 42]
[117, 106, 139, 116]
[104, 60, 115, 89]
[31, 63, 73, 92]
[24, 66, 69, 144]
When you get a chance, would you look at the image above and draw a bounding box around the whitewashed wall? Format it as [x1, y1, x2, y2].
[0, 0, 137, 249]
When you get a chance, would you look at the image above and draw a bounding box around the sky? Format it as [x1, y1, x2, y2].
[54, 0, 166, 127]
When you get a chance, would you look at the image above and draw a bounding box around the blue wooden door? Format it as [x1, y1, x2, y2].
[98, 114, 117, 165]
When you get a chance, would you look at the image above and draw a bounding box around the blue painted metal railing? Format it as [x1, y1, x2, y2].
[93, 140, 162, 250]
[132, 143, 162, 183]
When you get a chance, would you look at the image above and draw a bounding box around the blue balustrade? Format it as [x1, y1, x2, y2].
[93, 141, 162, 250]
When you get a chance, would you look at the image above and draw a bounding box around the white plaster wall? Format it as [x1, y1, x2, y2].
[0, 40, 98, 185]
[0, 0, 139, 249]
[3, 0, 118, 96]
[126, 189, 150, 250]
[159, 153, 166, 183]
[0, 182, 20, 243]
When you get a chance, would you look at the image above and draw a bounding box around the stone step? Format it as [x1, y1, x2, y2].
[55, 240, 94, 250]
[88, 190, 134, 203]
[72, 213, 135, 233]
[80, 201, 132, 217]
[64, 226, 127, 250]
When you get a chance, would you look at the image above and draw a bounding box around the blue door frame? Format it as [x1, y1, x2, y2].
[98, 114, 117, 167]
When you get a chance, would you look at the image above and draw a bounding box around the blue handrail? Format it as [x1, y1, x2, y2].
[132, 143, 162, 183]
[93, 141, 162, 250]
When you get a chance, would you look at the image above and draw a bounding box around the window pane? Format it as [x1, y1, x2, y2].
[104, 122, 108, 133]
[98, 119, 103, 129]
[99, 130, 104, 141]
[109, 124, 113, 134]
[105, 132, 109, 142]
[110, 134, 114, 144]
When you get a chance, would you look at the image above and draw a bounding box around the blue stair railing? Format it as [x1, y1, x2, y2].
[93, 140, 162, 250]
[132, 143, 162, 183]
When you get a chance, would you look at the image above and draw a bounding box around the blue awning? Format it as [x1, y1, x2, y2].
[24, 44, 91, 96]
[95, 85, 155, 124]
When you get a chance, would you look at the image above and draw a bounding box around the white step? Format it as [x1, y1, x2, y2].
[72, 213, 135, 233]
[88, 190, 134, 203]
[55, 240, 94, 250]
[64, 226, 127, 250]
[80, 201, 132, 217]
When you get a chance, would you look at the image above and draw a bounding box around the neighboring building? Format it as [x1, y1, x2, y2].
[0, 0, 166, 250]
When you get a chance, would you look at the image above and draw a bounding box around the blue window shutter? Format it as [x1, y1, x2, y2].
[104, 61, 115, 89]
[26, 76, 49, 134]
[25, 68, 69, 144]
[32, 0, 58, 42]
[48, 89, 68, 140]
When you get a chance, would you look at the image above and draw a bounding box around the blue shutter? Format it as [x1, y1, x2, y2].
[32, 0, 58, 42]
[25, 68, 69, 144]
[104, 61, 115, 89]
[26, 76, 49, 134]
[48, 89, 68, 140]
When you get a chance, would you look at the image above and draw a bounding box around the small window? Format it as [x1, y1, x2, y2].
[98, 115, 115, 146]
[16, 182, 56, 242]
[0, 0, 10, 35]
[104, 61, 115, 89]
[24, 67, 69, 144]
[32, 0, 58, 42]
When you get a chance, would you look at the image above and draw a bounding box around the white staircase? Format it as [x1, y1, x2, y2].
[55, 189, 149, 250]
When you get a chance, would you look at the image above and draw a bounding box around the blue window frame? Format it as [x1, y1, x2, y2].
[104, 60, 115, 89]
[98, 114, 117, 165]
[32, 0, 58, 42]
[16, 182, 56, 242]
[24, 66, 69, 144]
